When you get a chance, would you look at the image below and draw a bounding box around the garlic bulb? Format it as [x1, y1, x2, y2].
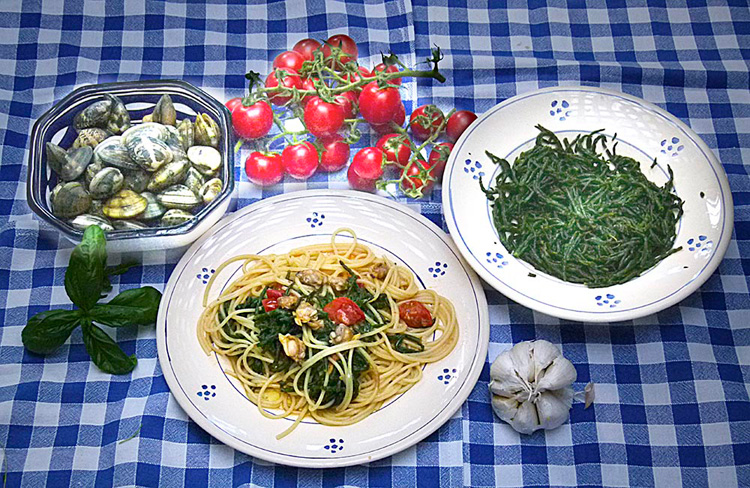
[488, 340, 577, 434]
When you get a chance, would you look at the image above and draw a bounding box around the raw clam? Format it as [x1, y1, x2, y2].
[46, 143, 92, 181]
[106, 95, 131, 134]
[50, 182, 64, 207]
[177, 119, 194, 151]
[88, 167, 124, 199]
[156, 184, 201, 210]
[52, 182, 91, 218]
[69, 214, 114, 232]
[84, 157, 103, 187]
[147, 159, 189, 192]
[94, 136, 140, 171]
[151, 94, 176, 126]
[194, 113, 220, 148]
[126, 136, 173, 172]
[139, 192, 167, 220]
[199, 178, 222, 204]
[187, 145, 221, 176]
[89, 199, 106, 218]
[122, 169, 150, 193]
[183, 166, 205, 195]
[74, 97, 112, 130]
[160, 209, 194, 227]
[122, 122, 169, 145]
[103, 189, 148, 219]
[112, 220, 149, 231]
[73, 128, 110, 149]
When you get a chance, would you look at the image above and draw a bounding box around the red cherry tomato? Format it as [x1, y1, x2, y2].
[225, 97, 243, 113]
[398, 300, 433, 328]
[427, 142, 453, 179]
[409, 104, 445, 141]
[401, 157, 436, 194]
[373, 63, 402, 85]
[304, 96, 345, 138]
[334, 90, 358, 119]
[231, 101, 273, 140]
[300, 77, 318, 106]
[293, 38, 322, 62]
[323, 297, 365, 325]
[358, 82, 402, 125]
[261, 289, 284, 312]
[245, 152, 283, 186]
[282, 141, 319, 179]
[273, 50, 306, 73]
[266, 288, 284, 300]
[318, 135, 350, 172]
[265, 69, 302, 106]
[343, 66, 373, 86]
[446, 110, 478, 142]
[376, 133, 411, 167]
[322, 34, 358, 67]
[348, 147, 385, 191]
[371, 102, 406, 134]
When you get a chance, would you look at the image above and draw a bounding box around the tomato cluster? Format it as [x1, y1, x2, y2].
[226, 35, 477, 197]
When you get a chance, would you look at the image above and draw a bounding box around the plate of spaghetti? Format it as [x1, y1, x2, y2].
[156, 190, 489, 467]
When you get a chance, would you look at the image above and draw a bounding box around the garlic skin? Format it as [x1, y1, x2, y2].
[488, 340, 577, 434]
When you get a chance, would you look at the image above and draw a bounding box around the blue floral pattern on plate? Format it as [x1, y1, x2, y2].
[428, 261, 448, 277]
[324, 438, 344, 453]
[196, 267, 215, 284]
[485, 252, 508, 268]
[306, 212, 325, 228]
[660, 137, 684, 157]
[463, 159, 485, 180]
[550, 100, 570, 121]
[595, 294, 621, 308]
[687, 235, 713, 255]
[437, 368, 457, 385]
[197, 384, 216, 401]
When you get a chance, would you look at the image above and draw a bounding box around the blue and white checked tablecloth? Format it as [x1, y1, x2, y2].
[1, 1, 749, 486]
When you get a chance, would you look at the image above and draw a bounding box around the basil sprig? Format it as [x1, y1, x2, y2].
[21, 226, 162, 375]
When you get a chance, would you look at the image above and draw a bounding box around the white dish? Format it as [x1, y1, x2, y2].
[443, 86, 733, 322]
[156, 190, 489, 467]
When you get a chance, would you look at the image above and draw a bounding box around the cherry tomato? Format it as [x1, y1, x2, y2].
[373, 63, 402, 85]
[323, 297, 365, 325]
[446, 110, 477, 142]
[293, 38, 322, 62]
[273, 50, 306, 73]
[304, 96, 345, 138]
[427, 142, 453, 179]
[376, 133, 411, 167]
[358, 81, 402, 124]
[401, 157, 436, 194]
[398, 300, 433, 328]
[334, 90, 358, 119]
[344, 66, 373, 86]
[371, 102, 406, 134]
[322, 34, 358, 67]
[266, 288, 284, 300]
[265, 69, 302, 106]
[318, 135, 350, 172]
[262, 289, 284, 312]
[348, 147, 385, 191]
[300, 77, 318, 106]
[225, 97, 243, 113]
[282, 141, 319, 179]
[231, 100, 273, 140]
[245, 151, 283, 186]
[409, 104, 445, 141]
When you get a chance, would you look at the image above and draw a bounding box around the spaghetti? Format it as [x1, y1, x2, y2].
[197, 228, 459, 438]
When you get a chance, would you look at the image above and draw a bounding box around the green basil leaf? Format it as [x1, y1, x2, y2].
[106, 262, 138, 277]
[81, 321, 137, 375]
[65, 225, 107, 311]
[21, 309, 83, 354]
[89, 286, 162, 327]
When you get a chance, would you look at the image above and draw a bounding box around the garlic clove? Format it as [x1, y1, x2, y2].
[535, 388, 573, 430]
[510, 399, 540, 435]
[536, 356, 577, 392]
[489, 353, 528, 396]
[509, 341, 535, 383]
[490, 394, 520, 423]
[531, 340, 561, 380]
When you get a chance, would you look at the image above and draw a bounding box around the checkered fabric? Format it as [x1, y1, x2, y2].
[0, 0, 748, 486]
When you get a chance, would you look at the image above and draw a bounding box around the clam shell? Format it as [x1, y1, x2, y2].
[69, 214, 114, 232]
[139, 191, 167, 220]
[152, 94, 177, 126]
[160, 208, 194, 227]
[74, 97, 113, 130]
[177, 119, 194, 151]
[194, 113, 220, 148]
[94, 136, 140, 171]
[156, 184, 201, 210]
[84, 157, 103, 187]
[122, 122, 169, 145]
[126, 136, 173, 172]
[89, 199, 106, 218]
[52, 182, 91, 218]
[50, 182, 65, 207]
[199, 178, 223, 204]
[187, 145, 222, 176]
[122, 169, 150, 193]
[103, 189, 148, 219]
[112, 220, 149, 231]
[73, 128, 111, 149]
[46, 143, 92, 181]
[183, 166, 205, 195]
[147, 159, 189, 192]
[106, 95, 131, 134]
[89, 167, 124, 199]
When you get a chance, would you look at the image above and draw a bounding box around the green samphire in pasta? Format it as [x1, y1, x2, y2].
[481, 126, 684, 288]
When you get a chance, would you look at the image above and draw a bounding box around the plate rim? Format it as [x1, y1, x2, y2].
[442, 85, 734, 322]
[156, 189, 490, 467]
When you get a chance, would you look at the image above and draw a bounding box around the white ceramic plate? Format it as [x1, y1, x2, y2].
[156, 190, 489, 467]
[443, 86, 733, 322]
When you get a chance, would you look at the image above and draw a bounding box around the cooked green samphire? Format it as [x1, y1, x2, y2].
[481, 126, 684, 288]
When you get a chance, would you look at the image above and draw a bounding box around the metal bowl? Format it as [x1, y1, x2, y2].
[27, 79, 234, 252]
